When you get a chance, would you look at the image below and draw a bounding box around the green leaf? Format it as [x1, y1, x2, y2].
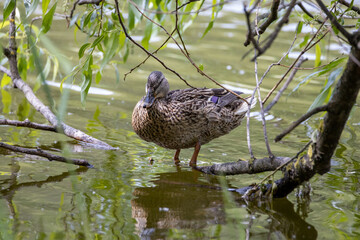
[79, 43, 91, 59]
[52, 57, 59, 82]
[95, 71, 102, 84]
[25, 0, 39, 18]
[292, 70, 322, 93]
[299, 34, 309, 48]
[41, 1, 57, 34]
[314, 44, 321, 68]
[119, 31, 126, 48]
[114, 65, 120, 83]
[18, 55, 27, 81]
[1, 74, 12, 88]
[3, 0, 16, 26]
[199, 64, 204, 71]
[91, 35, 105, 48]
[42, 0, 50, 16]
[69, 13, 80, 28]
[128, 5, 135, 30]
[308, 67, 343, 111]
[332, 25, 339, 35]
[141, 20, 153, 50]
[296, 21, 303, 34]
[1, 89, 11, 114]
[202, 21, 214, 38]
[101, 31, 120, 69]
[82, 10, 94, 29]
[81, 56, 93, 104]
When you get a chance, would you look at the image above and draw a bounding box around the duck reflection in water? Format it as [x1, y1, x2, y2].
[131, 169, 317, 239]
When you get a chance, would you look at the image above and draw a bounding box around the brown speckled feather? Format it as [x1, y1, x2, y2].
[132, 87, 250, 150]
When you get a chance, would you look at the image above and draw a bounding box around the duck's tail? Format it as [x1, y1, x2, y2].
[235, 97, 257, 115]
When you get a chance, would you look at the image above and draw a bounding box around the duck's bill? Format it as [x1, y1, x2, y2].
[143, 92, 155, 108]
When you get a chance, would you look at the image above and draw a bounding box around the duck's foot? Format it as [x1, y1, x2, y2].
[189, 142, 201, 167]
[174, 149, 181, 166]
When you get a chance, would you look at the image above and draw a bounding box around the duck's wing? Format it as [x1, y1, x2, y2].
[167, 88, 243, 106]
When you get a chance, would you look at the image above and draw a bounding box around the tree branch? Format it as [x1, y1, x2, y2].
[338, 0, 360, 15]
[4, 7, 114, 150]
[265, 57, 308, 112]
[275, 105, 329, 142]
[113, 0, 194, 88]
[0, 65, 11, 76]
[0, 119, 57, 132]
[0, 142, 93, 167]
[315, 0, 354, 45]
[195, 157, 290, 175]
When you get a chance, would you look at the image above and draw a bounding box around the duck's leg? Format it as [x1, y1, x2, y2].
[189, 142, 201, 166]
[174, 149, 181, 165]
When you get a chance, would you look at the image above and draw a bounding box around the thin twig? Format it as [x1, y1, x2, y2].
[126, 0, 249, 103]
[78, 0, 102, 5]
[242, 141, 312, 199]
[275, 105, 329, 142]
[297, 2, 323, 24]
[124, 29, 177, 80]
[113, 0, 194, 88]
[265, 57, 308, 112]
[253, 5, 273, 158]
[0, 142, 93, 167]
[262, 24, 330, 104]
[139, 0, 235, 16]
[259, 141, 312, 184]
[0, 119, 56, 132]
[0, 65, 11, 76]
[339, 0, 360, 14]
[315, 0, 354, 45]
[258, 0, 280, 34]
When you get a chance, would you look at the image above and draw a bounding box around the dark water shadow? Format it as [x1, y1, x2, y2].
[131, 168, 317, 239]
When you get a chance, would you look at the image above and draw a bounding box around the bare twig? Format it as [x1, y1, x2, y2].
[265, 57, 308, 112]
[315, 0, 354, 45]
[0, 65, 11, 76]
[113, 0, 194, 88]
[244, 4, 262, 52]
[126, 0, 249, 104]
[253, 6, 273, 159]
[275, 105, 329, 142]
[138, 0, 235, 16]
[5, 7, 114, 150]
[252, 0, 297, 60]
[262, 24, 330, 104]
[0, 142, 93, 167]
[78, 0, 102, 5]
[0, 119, 56, 132]
[339, 0, 360, 15]
[297, 2, 323, 24]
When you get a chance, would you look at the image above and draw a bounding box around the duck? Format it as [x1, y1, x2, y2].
[131, 71, 256, 166]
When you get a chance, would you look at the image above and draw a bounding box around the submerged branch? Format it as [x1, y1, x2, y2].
[0, 142, 93, 167]
[0, 119, 56, 132]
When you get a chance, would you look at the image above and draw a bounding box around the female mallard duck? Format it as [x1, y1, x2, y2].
[132, 71, 255, 166]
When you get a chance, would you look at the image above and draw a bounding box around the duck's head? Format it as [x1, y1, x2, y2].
[143, 71, 169, 108]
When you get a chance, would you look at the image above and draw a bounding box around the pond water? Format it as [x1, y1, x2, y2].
[1, 2, 360, 239]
